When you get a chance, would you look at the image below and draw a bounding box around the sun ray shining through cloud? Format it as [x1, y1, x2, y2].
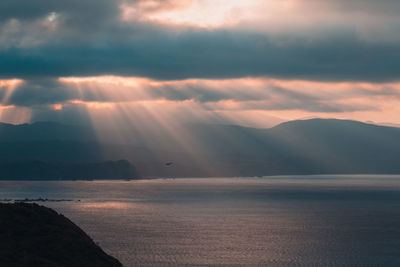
[0, 105, 31, 124]
[0, 79, 22, 105]
[55, 76, 400, 127]
[2, 75, 400, 131]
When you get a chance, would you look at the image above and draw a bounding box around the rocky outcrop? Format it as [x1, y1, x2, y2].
[0, 203, 122, 267]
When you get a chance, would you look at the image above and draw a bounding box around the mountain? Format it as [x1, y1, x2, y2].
[0, 119, 400, 178]
[0, 160, 138, 180]
[144, 119, 400, 176]
[265, 119, 400, 174]
[0, 121, 139, 179]
[0, 121, 96, 142]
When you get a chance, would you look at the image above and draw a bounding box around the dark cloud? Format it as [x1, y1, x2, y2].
[309, 0, 400, 15]
[29, 103, 93, 125]
[0, 0, 120, 26]
[4, 78, 78, 106]
[148, 84, 258, 103]
[0, 27, 399, 82]
[0, 0, 398, 82]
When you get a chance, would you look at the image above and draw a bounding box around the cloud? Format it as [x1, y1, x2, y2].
[0, 27, 400, 82]
[0, 0, 398, 82]
[4, 76, 399, 117]
[3, 78, 79, 106]
[0, 0, 119, 25]
[122, 0, 400, 29]
[309, 0, 400, 15]
[1, 0, 400, 127]
[2, 76, 400, 129]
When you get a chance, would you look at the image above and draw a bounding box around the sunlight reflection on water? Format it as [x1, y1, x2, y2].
[77, 201, 135, 210]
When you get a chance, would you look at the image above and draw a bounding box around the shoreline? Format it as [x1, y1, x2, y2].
[0, 173, 400, 182]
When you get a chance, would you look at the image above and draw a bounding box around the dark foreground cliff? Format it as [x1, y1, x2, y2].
[0, 203, 122, 267]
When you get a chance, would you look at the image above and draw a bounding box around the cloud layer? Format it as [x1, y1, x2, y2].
[2, 76, 400, 126]
[1, 0, 400, 126]
[0, 0, 399, 81]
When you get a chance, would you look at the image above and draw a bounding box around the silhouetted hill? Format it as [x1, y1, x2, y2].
[0, 141, 103, 162]
[265, 119, 400, 174]
[271, 118, 400, 137]
[0, 160, 138, 180]
[0, 203, 122, 267]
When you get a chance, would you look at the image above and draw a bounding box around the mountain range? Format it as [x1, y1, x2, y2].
[0, 119, 399, 178]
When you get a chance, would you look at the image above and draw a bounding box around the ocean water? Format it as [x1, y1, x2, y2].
[1, 176, 400, 266]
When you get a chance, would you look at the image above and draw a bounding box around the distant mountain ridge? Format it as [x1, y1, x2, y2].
[1, 118, 400, 178]
[0, 121, 96, 142]
[264, 119, 400, 175]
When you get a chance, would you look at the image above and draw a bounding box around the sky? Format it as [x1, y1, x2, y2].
[1, 0, 400, 128]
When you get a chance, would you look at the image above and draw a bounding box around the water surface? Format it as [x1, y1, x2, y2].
[1, 176, 400, 266]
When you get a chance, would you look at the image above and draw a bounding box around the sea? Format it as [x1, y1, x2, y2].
[1, 176, 400, 266]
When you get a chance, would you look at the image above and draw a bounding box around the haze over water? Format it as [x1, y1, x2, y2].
[1, 176, 400, 266]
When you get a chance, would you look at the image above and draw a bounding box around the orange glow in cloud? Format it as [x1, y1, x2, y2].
[58, 75, 400, 127]
[119, 0, 356, 32]
[52, 104, 63, 110]
[0, 79, 22, 88]
[60, 76, 150, 86]
[69, 100, 115, 109]
[119, 0, 398, 45]
[121, 0, 264, 28]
